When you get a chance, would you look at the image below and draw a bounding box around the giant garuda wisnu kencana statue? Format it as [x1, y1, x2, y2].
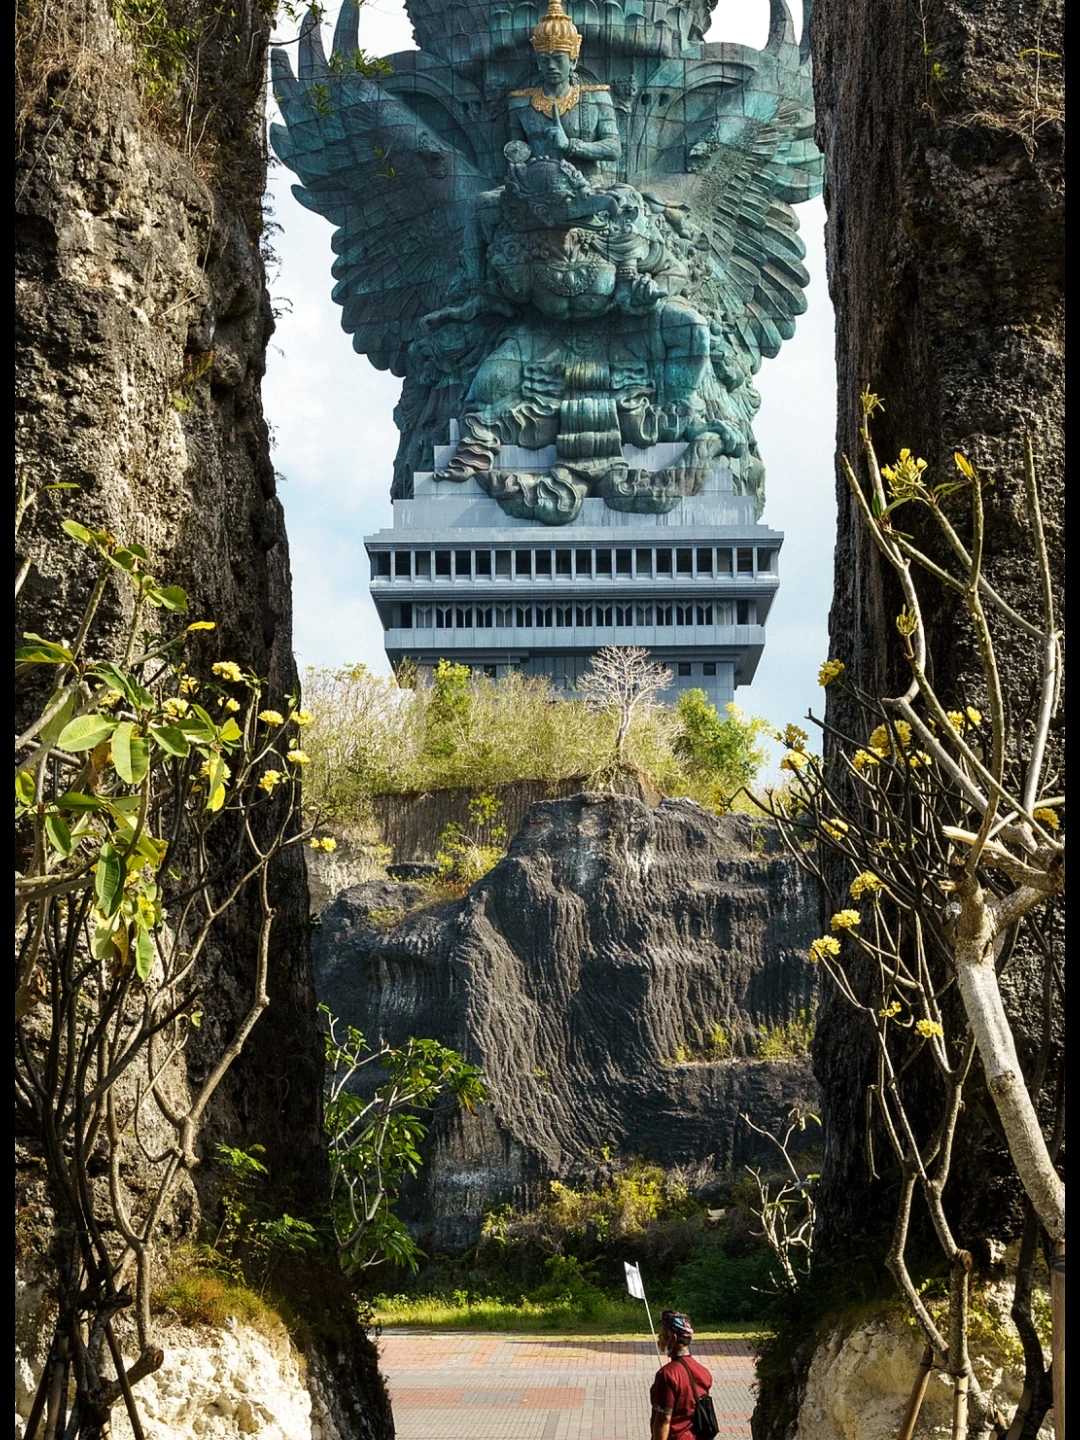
[271, 0, 822, 525]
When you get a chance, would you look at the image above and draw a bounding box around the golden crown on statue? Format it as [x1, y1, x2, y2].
[530, 0, 583, 60]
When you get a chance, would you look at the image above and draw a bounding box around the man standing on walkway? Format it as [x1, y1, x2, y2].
[650, 1310, 713, 1440]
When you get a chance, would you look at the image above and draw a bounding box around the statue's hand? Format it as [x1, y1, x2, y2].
[549, 109, 570, 154]
[626, 274, 665, 311]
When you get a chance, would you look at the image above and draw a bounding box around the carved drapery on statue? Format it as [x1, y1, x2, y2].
[271, 0, 822, 522]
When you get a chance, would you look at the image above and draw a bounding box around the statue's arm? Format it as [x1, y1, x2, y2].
[564, 94, 621, 161]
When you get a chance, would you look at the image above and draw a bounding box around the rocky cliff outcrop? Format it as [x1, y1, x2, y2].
[314, 794, 822, 1248]
[15, 1, 391, 1431]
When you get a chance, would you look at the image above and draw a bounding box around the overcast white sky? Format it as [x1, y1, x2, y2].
[262, 0, 837, 765]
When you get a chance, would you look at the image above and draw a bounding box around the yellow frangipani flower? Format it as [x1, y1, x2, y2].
[808, 935, 842, 964]
[818, 659, 845, 687]
[821, 818, 849, 842]
[291, 709, 314, 727]
[850, 871, 884, 899]
[258, 769, 283, 793]
[1033, 807, 1060, 831]
[879, 1001, 901, 1019]
[868, 720, 912, 756]
[780, 750, 809, 772]
[783, 723, 809, 751]
[258, 710, 285, 727]
[965, 706, 983, 726]
[852, 749, 880, 772]
[212, 661, 243, 683]
[830, 909, 861, 931]
[286, 749, 310, 765]
[915, 1019, 944, 1039]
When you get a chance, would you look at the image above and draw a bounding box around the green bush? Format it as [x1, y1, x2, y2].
[669, 1245, 778, 1323]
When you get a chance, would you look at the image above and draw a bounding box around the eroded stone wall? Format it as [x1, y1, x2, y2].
[15, 2, 391, 1430]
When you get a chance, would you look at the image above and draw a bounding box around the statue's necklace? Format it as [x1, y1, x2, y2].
[524, 85, 580, 117]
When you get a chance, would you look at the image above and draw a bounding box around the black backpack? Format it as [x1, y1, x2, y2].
[677, 1356, 719, 1440]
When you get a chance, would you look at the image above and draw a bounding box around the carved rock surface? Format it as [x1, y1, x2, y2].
[314, 794, 822, 1248]
[14, 2, 390, 1431]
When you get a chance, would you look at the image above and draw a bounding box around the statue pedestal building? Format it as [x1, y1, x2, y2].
[365, 429, 780, 705]
[273, 0, 821, 705]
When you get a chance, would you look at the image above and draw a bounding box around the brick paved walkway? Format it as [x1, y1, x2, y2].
[379, 1332, 757, 1439]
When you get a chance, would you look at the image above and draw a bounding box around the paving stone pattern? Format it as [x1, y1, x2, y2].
[379, 1332, 756, 1439]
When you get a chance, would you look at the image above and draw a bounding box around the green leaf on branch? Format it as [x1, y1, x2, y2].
[57, 791, 104, 812]
[17, 634, 75, 665]
[91, 916, 119, 960]
[94, 843, 125, 917]
[147, 584, 188, 612]
[57, 714, 118, 752]
[134, 926, 155, 982]
[111, 723, 150, 785]
[150, 723, 190, 757]
[218, 717, 243, 744]
[45, 814, 73, 856]
[61, 519, 94, 544]
[179, 706, 217, 743]
[205, 753, 227, 813]
[15, 770, 36, 808]
[92, 662, 154, 711]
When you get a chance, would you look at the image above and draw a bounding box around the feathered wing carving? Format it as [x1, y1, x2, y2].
[683, 99, 820, 377]
[270, 6, 489, 378]
[636, 0, 823, 379]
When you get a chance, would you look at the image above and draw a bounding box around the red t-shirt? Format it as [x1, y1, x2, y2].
[650, 1354, 713, 1437]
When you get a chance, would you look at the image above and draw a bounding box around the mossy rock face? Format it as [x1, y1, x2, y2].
[315, 794, 821, 1251]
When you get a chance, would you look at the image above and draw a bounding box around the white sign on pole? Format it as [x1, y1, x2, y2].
[624, 1261, 646, 1300]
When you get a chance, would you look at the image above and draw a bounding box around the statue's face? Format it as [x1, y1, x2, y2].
[536, 50, 573, 90]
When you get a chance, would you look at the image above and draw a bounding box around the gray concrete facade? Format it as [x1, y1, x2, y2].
[364, 437, 782, 708]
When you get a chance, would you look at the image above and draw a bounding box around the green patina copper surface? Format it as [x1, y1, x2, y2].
[271, 0, 822, 523]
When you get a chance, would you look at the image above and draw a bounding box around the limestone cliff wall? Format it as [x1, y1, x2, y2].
[15, 1, 391, 1430]
[314, 794, 822, 1248]
[750, 2, 1063, 1434]
[808, 0, 1064, 1262]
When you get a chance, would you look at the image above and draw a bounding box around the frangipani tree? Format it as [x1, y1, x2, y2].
[752, 397, 1063, 1440]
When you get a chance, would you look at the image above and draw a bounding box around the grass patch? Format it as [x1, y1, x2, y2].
[153, 1247, 287, 1342]
[373, 1291, 765, 1337]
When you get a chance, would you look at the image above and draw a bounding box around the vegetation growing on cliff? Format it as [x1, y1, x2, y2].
[300, 658, 769, 823]
[14, 496, 333, 1433]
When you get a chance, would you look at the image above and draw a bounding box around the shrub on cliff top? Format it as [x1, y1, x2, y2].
[300, 664, 767, 819]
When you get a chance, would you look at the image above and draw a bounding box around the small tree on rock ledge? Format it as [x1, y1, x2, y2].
[578, 645, 673, 774]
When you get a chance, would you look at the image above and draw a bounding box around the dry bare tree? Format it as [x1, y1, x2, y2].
[751, 397, 1063, 1440]
[578, 645, 673, 768]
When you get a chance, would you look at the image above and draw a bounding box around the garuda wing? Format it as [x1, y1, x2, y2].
[270, 5, 489, 378]
[640, 0, 823, 377]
